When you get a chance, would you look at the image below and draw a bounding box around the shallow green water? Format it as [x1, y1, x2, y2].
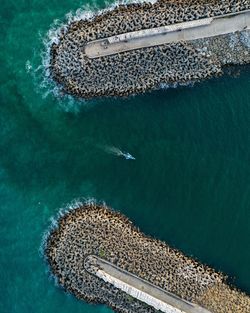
[0, 1, 250, 312]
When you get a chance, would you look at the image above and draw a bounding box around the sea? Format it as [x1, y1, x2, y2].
[0, 1, 250, 312]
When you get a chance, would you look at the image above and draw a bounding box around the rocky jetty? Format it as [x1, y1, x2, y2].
[49, 0, 250, 99]
[45, 202, 250, 313]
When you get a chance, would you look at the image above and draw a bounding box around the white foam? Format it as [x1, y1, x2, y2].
[40, 198, 99, 259]
[25, 60, 32, 73]
[39, 198, 111, 291]
[43, 0, 160, 54]
[159, 80, 195, 90]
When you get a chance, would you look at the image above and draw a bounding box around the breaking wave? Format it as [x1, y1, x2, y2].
[32, 0, 196, 108]
[40, 198, 106, 259]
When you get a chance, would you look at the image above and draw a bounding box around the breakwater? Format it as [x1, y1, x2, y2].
[49, 0, 250, 99]
[45, 202, 250, 313]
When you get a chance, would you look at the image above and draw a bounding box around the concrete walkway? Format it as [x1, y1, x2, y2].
[85, 10, 250, 58]
[85, 256, 212, 313]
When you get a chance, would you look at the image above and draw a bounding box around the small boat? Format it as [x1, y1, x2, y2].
[122, 152, 135, 160]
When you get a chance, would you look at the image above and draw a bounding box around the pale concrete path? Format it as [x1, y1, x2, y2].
[85, 10, 250, 58]
[85, 256, 212, 313]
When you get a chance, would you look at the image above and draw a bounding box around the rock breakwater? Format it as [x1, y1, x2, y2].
[45, 202, 250, 313]
[49, 0, 250, 99]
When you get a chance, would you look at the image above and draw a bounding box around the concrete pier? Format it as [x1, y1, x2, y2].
[85, 10, 250, 58]
[85, 255, 212, 313]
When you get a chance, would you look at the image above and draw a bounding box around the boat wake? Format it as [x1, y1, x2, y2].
[102, 146, 135, 160]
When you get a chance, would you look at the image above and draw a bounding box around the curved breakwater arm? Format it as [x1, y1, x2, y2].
[45, 204, 250, 312]
[49, 0, 250, 98]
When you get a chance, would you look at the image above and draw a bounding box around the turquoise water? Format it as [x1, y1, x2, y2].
[0, 1, 250, 312]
